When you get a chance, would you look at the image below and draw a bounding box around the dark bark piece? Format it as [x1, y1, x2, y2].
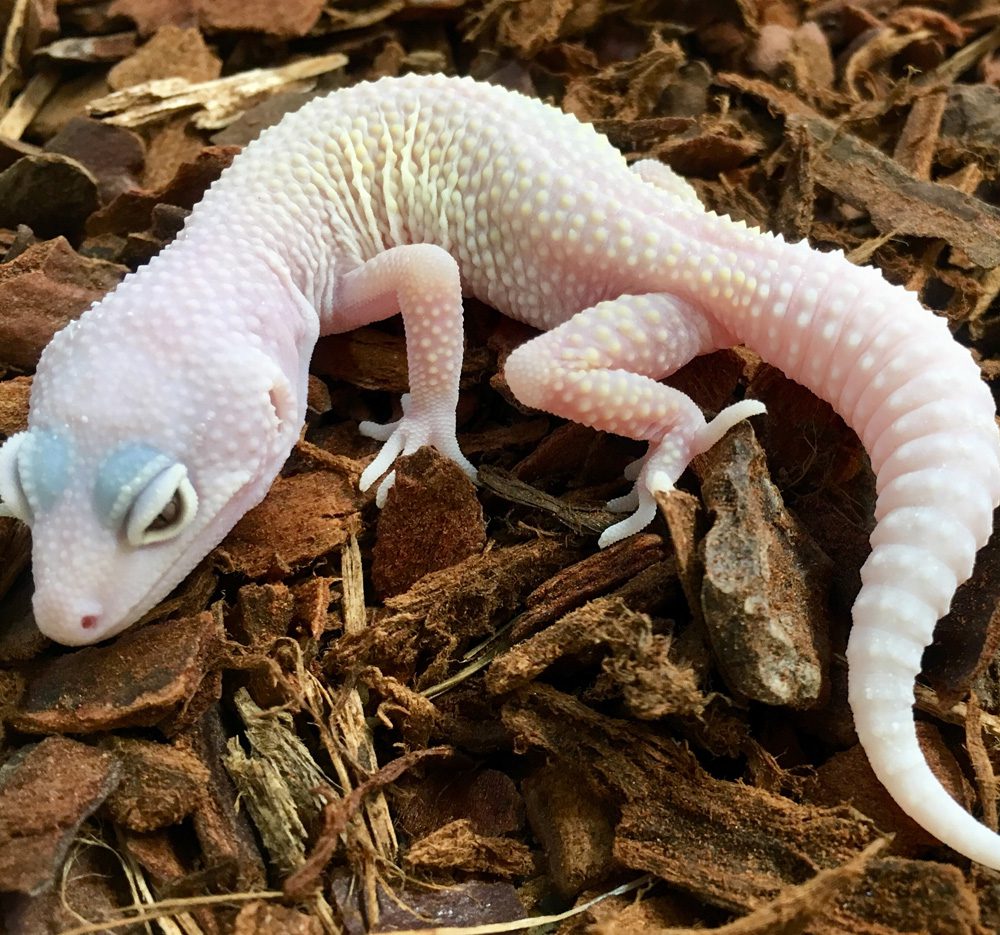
[1, 841, 130, 932]
[0, 237, 125, 370]
[372, 447, 487, 599]
[86, 145, 239, 238]
[12, 610, 223, 734]
[491, 597, 707, 720]
[512, 533, 669, 640]
[0, 155, 99, 241]
[44, 117, 145, 203]
[176, 706, 267, 890]
[811, 856, 980, 935]
[330, 877, 526, 935]
[923, 515, 1000, 705]
[0, 736, 121, 895]
[700, 423, 834, 709]
[108, 0, 199, 36]
[331, 539, 579, 685]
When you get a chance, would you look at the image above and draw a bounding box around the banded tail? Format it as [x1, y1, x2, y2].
[708, 222, 1000, 865]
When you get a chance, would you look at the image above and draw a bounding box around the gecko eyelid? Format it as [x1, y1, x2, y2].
[0, 429, 72, 524]
[94, 443, 198, 545]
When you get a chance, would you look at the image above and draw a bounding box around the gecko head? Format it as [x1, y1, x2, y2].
[0, 349, 302, 647]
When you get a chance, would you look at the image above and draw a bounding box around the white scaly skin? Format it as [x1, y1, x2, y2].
[0, 74, 997, 866]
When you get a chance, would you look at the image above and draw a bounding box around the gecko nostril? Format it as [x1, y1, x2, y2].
[80, 614, 99, 630]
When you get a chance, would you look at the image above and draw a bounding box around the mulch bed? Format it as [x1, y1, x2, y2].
[1, 1, 999, 933]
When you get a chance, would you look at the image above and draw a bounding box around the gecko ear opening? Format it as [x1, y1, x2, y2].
[124, 463, 198, 546]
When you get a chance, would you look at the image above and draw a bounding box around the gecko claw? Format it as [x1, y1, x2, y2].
[357, 394, 476, 503]
[598, 399, 766, 547]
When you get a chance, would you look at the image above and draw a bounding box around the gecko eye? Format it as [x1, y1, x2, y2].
[94, 443, 198, 546]
[124, 464, 197, 546]
[0, 429, 72, 524]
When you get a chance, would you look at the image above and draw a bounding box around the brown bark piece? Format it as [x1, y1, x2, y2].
[491, 597, 707, 720]
[197, 0, 325, 39]
[700, 422, 833, 708]
[372, 447, 486, 598]
[393, 766, 525, 841]
[216, 470, 361, 578]
[522, 763, 616, 900]
[12, 610, 223, 734]
[503, 684, 879, 913]
[794, 109, 1000, 267]
[0, 375, 30, 435]
[234, 902, 322, 935]
[0, 237, 125, 370]
[0, 736, 121, 895]
[109, 0, 198, 37]
[0, 154, 98, 241]
[811, 856, 979, 935]
[108, 25, 222, 90]
[231, 581, 296, 645]
[808, 723, 974, 857]
[405, 818, 534, 877]
[102, 737, 210, 832]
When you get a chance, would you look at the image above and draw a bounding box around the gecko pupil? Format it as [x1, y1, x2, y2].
[148, 491, 180, 531]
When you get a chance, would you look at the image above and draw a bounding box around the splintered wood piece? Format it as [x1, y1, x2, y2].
[87, 52, 348, 129]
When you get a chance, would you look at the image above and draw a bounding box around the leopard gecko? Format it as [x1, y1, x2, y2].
[1, 74, 998, 868]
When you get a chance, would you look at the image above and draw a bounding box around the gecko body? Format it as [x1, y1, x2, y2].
[1, 74, 998, 867]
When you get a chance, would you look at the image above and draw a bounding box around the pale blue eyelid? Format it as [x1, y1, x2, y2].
[18, 428, 72, 514]
[94, 443, 174, 529]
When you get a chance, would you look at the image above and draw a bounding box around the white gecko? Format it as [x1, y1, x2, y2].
[0, 74, 998, 868]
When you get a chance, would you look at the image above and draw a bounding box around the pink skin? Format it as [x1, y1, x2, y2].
[0, 74, 997, 866]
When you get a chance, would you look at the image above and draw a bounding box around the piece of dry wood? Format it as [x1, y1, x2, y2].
[87, 52, 348, 129]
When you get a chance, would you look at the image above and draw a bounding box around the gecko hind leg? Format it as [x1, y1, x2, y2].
[504, 292, 764, 546]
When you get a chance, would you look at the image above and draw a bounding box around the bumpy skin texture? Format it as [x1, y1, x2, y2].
[1, 74, 999, 866]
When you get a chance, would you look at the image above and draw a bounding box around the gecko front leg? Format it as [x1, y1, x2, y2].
[504, 292, 764, 545]
[326, 243, 476, 503]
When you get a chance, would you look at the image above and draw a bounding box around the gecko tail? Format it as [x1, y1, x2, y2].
[848, 623, 1000, 868]
[703, 224, 1000, 866]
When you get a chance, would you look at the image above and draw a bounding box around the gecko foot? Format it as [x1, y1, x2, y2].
[599, 398, 766, 547]
[358, 394, 477, 506]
